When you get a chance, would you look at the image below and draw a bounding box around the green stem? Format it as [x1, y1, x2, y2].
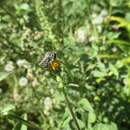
[8, 113, 42, 130]
[62, 87, 80, 130]
[58, 0, 80, 129]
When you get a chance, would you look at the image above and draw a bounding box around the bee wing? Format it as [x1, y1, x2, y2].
[39, 55, 49, 67]
[39, 51, 57, 67]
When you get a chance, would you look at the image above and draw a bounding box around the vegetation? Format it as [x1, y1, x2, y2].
[0, 0, 130, 130]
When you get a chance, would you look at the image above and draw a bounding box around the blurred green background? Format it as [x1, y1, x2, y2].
[0, 0, 130, 130]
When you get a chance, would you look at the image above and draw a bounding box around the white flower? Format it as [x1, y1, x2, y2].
[92, 13, 104, 24]
[4, 63, 14, 72]
[75, 28, 87, 42]
[19, 77, 28, 86]
[44, 97, 53, 111]
[112, 47, 117, 52]
[44, 110, 49, 115]
[101, 9, 108, 17]
[32, 78, 39, 87]
[50, 89, 54, 94]
[89, 35, 97, 42]
[92, 10, 108, 25]
[17, 59, 30, 68]
[97, 25, 102, 33]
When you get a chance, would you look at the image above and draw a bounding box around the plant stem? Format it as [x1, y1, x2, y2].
[8, 113, 42, 130]
[58, 1, 80, 129]
[62, 87, 80, 130]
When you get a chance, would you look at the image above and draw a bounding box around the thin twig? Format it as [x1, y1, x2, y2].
[58, 0, 80, 129]
[62, 87, 80, 130]
[8, 113, 42, 130]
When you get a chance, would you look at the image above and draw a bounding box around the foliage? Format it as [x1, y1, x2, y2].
[0, 0, 130, 129]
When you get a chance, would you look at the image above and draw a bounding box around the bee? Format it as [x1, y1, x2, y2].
[39, 51, 60, 70]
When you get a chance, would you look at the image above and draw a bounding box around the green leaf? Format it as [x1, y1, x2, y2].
[21, 113, 28, 130]
[77, 119, 85, 129]
[109, 63, 119, 78]
[88, 112, 96, 124]
[97, 54, 119, 59]
[110, 16, 130, 37]
[108, 40, 130, 46]
[0, 72, 12, 81]
[78, 98, 96, 124]
[78, 98, 93, 112]
[0, 104, 15, 114]
[20, 3, 30, 11]
[92, 70, 107, 78]
[117, 57, 130, 68]
[91, 122, 118, 130]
